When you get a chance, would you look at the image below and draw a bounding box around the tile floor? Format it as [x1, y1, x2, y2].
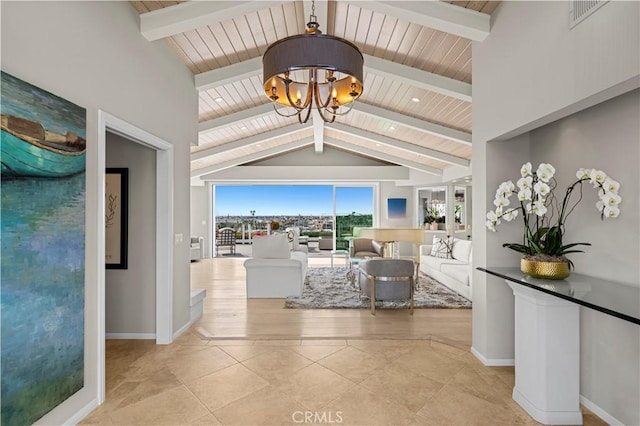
[80, 331, 606, 425]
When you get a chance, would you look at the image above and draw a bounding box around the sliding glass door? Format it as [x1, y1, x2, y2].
[213, 184, 375, 252]
[334, 186, 374, 250]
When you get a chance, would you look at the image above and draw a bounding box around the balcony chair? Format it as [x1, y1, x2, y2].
[215, 227, 236, 256]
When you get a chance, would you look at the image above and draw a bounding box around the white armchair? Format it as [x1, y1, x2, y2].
[286, 227, 308, 253]
[244, 234, 308, 298]
[190, 236, 204, 261]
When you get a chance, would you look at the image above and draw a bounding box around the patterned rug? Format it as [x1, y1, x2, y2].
[285, 267, 471, 309]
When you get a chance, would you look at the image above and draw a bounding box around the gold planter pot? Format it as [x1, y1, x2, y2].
[521, 258, 570, 280]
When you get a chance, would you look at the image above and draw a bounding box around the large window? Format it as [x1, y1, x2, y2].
[214, 185, 375, 247]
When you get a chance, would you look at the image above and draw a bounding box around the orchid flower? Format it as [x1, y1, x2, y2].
[486, 162, 621, 262]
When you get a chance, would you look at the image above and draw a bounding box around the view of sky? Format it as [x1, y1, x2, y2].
[215, 185, 373, 216]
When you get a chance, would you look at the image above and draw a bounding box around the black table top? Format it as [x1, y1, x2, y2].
[478, 267, 640, 325]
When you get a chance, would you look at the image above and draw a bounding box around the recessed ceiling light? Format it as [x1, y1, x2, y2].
[240, 126, 247, 130]
[214, 97, 223, 102]
[411, 97, 420, 103]
[389, 126, 396, 131]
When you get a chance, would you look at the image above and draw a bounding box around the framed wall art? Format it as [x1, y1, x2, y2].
[1, 71, 86, 425]
[105, 168, 128, 269]
[387, 197, 407, 219]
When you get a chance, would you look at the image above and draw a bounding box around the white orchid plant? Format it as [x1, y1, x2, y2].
[486, 162, 622, 267]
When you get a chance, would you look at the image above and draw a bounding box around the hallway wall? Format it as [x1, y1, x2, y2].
[1, 2, 197, 423]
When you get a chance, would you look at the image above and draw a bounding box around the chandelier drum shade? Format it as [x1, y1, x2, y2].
[262, 15, 363, 123]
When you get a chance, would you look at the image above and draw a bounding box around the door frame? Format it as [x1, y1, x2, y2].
[96, 110, 174, 403]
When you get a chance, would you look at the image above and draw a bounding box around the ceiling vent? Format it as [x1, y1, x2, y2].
[570, 0, 608, 28]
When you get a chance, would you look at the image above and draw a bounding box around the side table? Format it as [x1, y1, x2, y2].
[330, 249, 349, 268]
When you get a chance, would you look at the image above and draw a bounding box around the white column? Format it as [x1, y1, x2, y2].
[507, 281, 583, 425]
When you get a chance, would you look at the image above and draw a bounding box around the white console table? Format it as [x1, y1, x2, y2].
[479, 267, 639, 425]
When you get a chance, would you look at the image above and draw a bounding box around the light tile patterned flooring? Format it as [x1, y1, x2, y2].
[80, 257, 606, 425]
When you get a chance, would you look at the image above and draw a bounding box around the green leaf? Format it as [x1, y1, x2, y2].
[560, 242, 592, 250]
[502, 243, 530, 254]
[559, 249, 586, 255]
[544, 226, 564, 255]
[535, 227, 550, 240]
[528, 238, 544, 254]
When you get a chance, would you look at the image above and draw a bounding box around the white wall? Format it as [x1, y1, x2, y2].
[379, 182, 413, 228]
[106, 133, 156, 335]
[474, 1, 639, 143]
[1, 2, 197, 423]
[472, 1, 639, 424]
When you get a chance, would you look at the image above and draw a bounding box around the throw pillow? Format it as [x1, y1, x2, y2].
[430, 237, 453, 259]
[451, 238, 472, 262]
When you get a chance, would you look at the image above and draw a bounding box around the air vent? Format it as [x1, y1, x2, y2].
[570, 0, 608, 28]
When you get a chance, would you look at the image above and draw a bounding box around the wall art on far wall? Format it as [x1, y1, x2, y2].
[387, 197, 407, 219]
[105, 168, 129, 269]
[1, 71, 86, 426]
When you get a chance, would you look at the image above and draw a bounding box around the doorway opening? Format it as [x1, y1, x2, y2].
[96, 111, 173, 403]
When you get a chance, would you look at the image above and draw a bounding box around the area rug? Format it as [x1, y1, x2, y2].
[285, 267, 471, 309]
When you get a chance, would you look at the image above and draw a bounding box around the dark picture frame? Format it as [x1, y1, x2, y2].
[105, 168, 128, 269]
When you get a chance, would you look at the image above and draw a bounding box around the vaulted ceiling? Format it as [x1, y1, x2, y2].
[131, 1, 499, 182]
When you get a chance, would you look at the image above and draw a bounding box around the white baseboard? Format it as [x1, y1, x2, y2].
[471, 349, 622, 425]
[65, 398, 99, 426]
[190, 288, 206, 322]
[471, 346, 515, 366]
[105, 333, 156, 340]
[172, 320, 192, 340]
[580, 395, 624, 425]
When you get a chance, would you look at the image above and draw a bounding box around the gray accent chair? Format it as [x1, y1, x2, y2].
[358, 258, 415, 315]
[349, 238, 384, 259]
[346, 238, 385, 285]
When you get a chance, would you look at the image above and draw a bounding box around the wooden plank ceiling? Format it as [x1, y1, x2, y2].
[131, 1, 500, 178]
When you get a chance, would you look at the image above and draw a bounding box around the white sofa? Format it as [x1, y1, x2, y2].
[244, 234, 308, 298]
[419, 237, 472, 300]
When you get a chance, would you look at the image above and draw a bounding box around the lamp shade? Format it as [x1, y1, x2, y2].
[262, 33, 364, 108]
[359, 228, 425, 245]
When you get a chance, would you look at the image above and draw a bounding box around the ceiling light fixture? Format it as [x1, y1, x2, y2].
[262, 0, 363, 124]
[411, 97, 420, 103]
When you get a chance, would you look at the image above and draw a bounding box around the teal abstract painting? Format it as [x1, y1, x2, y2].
[1, 71, 86, 425]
